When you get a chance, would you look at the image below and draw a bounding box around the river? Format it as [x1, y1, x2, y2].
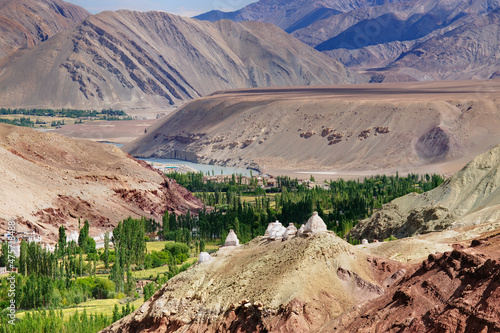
[102, 142, 255, 176]
[139, 158, 255, 176]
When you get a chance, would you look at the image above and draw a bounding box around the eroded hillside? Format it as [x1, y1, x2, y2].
[0, 0, 89, 58]
[349, 142, 500, 241]
[0, 124, 202, 242]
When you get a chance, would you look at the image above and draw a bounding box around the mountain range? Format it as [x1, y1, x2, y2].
[0, 0, 363, 111]
[196, 0, 500, 81]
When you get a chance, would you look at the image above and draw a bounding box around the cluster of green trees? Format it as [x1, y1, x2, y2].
[0, 108, 128, 118]
[0, 309, 111, 333]
[0, 117, 35, 128]
[50, 120, 65, 127]
[143, 242, 190, 271]
[0, 216, 202, 333]
[0, 222, 115, 311]
[169, 171, 259, 193]
[112, 302, 135, 322]
[0, 108, 133, 128]
[109, 217, 146, 294]
[163, 172, 444, 243]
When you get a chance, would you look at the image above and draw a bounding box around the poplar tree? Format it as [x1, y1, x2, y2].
[58, 226, 66, 257]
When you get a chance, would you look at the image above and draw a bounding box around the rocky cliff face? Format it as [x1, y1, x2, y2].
[0, 123, 202, 242]
[0, 10, 363, 110]
[349, 143, 500, 241]
[0, 0, 89, 59]
[332, 234, 500, 332]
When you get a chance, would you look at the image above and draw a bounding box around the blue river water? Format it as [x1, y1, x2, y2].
[139, 158, 255, 177]
[101, 141, 255, 176]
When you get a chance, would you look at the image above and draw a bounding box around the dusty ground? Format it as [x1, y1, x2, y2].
[124, 79, 500, 180]
[0, 123, 202, 242]
[50, 119, 159, 144]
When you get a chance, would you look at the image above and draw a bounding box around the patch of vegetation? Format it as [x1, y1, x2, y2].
[0, 108, 133, 128]
[0, 117, 35, 128]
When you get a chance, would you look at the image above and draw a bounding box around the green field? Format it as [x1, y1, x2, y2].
[146, 241, 172, 253]
[16, 298, 144, 320]
[131, 257, 198, 279]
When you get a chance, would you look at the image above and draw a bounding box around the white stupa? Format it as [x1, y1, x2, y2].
[297, 224, 306, 237]
[283, 223, 298, 240]
[224, 229, 240, 247]
[264, 222, 274, 237]
[302, 212, 327, 235]
[269, 221, 286, 240]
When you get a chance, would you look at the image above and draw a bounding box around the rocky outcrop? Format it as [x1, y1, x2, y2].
[102, 233, 404, 332]
[332, 235, 500, 332]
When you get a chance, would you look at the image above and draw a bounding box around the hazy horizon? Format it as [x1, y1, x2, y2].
[65, 0, 257, 17]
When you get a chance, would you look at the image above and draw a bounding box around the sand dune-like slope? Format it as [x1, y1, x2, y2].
[124, 79, 500, 176]
[0, 124, 202, 242]
[103, 232, 405, 332]
[0, 0, 89, 59]
[0, 10, 362, 111]
[349, 142, 500, 240]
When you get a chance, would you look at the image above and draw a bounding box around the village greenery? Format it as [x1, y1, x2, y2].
[168, 171, 444, 244]
[0, 108, 133, 128]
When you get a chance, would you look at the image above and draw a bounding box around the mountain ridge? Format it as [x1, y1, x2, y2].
[0, 9, 363, 110]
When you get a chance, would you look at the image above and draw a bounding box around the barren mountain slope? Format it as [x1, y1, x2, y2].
[197, 0, 500, 81]
[0, 0, 89, 59]
[0, 124, 202, 242]
[349, 142, 500, 241]
[124, 79, 500, 176]
[0, 10, 363, 111]
[382, 8, 500, 81]
[195, 0, 410, 32]
[102, 232, 406, 332]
